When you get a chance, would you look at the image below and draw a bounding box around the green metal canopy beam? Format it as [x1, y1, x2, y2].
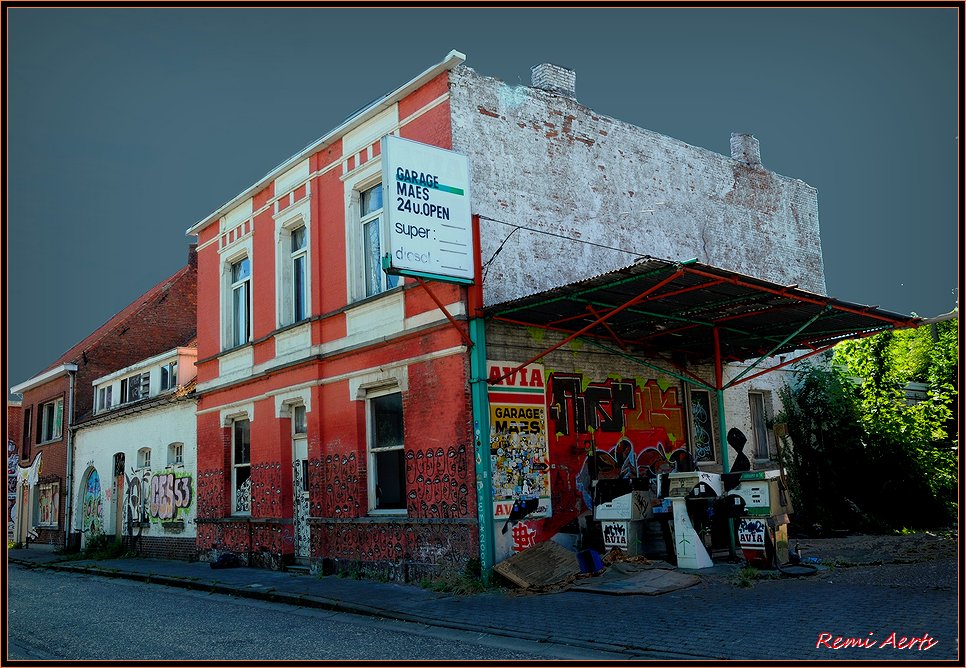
[584, 338, 716, 392]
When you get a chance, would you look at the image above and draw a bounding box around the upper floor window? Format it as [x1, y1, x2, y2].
[168, 442, 184, 466]
[137, 447, 152, 470]
[37, 398, 63, 444]
[359, 184, 398, 298]
[230, 257, 252, 348]
[97, 385, 114, 412]
[22, 407, 32, 458]
[120, 372, 150, 404]
[160, 361, 178, 391]
[290, 226, 308, 322]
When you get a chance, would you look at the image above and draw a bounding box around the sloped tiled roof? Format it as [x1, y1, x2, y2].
[40, 264, 195, 374]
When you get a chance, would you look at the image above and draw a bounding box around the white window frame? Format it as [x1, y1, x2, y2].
[366, 387, 406, 515]
[38, 397, 64, 444]
[96, 385, 113, 412]
[232, 418, 252, 516]
[292, 404, 309, 495]
[219, 239, 254, 352]
[120, 372, 150, 404]
[345, 161, 399, 302]
[160, 361, 178, 392]
[275, 200, 312, 328]
[168, 442, 184, 467]
[137, 447, 152, 470]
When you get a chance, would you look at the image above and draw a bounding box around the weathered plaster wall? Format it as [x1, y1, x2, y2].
[73, 399, 197, 554]
[449, 65, 826, 306]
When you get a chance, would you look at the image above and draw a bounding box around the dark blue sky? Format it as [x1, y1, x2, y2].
[7, 8, 959, 388]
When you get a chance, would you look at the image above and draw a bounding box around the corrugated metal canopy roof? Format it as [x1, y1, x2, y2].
[485, 257, 919, 365]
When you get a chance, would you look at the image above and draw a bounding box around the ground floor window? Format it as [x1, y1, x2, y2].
[367, 391, 405, 512]
[34, 482, 59, 527]
[233, 419, 251, 514]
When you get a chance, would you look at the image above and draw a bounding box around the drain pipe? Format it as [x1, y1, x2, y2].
[64, 366, 77, 549]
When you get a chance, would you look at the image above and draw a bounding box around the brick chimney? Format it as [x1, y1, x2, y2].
[531, 63, 576, 100]
[730, 133, 761, 166]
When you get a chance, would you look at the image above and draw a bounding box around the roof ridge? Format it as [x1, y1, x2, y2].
[39, 263, 194, 375]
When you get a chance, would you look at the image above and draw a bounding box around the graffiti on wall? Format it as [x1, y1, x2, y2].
[487, 362, 552, 521]
[7, 441, 18, 540]
[125, 468, 147, 537]
[493, 370, 690, 562]
[37, 483, 59, 527]
[406, 443, 470, 518]
[149, 471, 193, 521]
[81, 469, 104, 534]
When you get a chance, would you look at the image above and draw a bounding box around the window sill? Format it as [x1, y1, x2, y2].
[368, 509, 408, 517]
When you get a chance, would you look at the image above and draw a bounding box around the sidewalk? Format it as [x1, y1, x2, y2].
[8, 542, 959, 661]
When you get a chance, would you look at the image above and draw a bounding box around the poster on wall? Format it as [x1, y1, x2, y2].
[487, 361, 552, 520]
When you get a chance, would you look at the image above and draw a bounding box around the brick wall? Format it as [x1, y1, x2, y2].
[449, 65, 826, 307]
[133, 535, 198, 561]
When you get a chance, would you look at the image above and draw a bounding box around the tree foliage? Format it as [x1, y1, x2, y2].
[776, 319, 958, 533]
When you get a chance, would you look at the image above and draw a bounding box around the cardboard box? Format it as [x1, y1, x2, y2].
[594, 491, 650, 520]
[664, 471, 722, 498]
[601, 520, 645, 555]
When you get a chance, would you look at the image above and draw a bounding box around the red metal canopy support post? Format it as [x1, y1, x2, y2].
[414, 277, 474, 349]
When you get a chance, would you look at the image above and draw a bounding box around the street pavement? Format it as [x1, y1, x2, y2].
[7, 541, 960, 661]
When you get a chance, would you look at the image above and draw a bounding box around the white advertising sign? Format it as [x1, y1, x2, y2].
[382, 135, 473, 282]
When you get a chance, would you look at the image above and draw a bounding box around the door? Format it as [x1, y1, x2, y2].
[113, 453, 125, 539]
[291, 405, 310, 560]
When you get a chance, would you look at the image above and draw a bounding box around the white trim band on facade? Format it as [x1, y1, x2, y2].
[11, 364, 79, 395]
[186, 50, 466, 237]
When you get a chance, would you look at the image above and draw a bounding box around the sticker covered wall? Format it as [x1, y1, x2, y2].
[487, 362, 551, 523]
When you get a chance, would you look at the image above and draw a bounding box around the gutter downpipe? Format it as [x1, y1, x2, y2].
[64, 367, 77, 549]
[468, 214, 494, 582]
[713, 327, 736, 559]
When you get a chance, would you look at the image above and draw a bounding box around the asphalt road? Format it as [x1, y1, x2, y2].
[7, 564, 623, 661]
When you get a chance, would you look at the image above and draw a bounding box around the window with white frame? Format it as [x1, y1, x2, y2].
[358, 183, 399, 299]
[137, 447, 152, 470]
[120, 372, 150, 404]
[230, 257, 252, 348]
[168, 442, 184, 466]
[292, 404, 308, 494]
[37, 398, 64, 444]
[291, 226, 308, 322]
[233, 419, 251, 514]
[748, 391, 772, 459]
[687, 389, 717, 463]
[96, 386, 113, 412]
[367, 391, 406, 512]
[160, 361, 178, 391]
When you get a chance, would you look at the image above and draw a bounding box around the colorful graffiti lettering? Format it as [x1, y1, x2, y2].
[494, 371, 690, 563]
[7, 440, 18, 540]
[149, 472, 193, 520]
[82, 469, 104, 534]
[511, 522, 537, 552]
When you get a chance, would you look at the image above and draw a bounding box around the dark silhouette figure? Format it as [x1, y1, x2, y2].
[727, 427, 751, 472]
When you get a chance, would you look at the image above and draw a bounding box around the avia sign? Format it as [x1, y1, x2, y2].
[381, 135, 473, 282]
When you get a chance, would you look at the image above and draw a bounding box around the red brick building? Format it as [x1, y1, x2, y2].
[7, 400, 23, 541]
[10, 248, 197, 546]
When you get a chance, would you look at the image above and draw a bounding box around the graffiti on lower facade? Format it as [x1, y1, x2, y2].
[492, 369, 690, 562]
[487, 361, 552, 521]
[149, 471, 193, 521]
[37, 482, 59, 527]
[81, 469, 104, 534]
[7, 440, 18, 540]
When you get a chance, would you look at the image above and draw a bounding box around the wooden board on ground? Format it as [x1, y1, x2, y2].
[492, 540, 579, 589]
